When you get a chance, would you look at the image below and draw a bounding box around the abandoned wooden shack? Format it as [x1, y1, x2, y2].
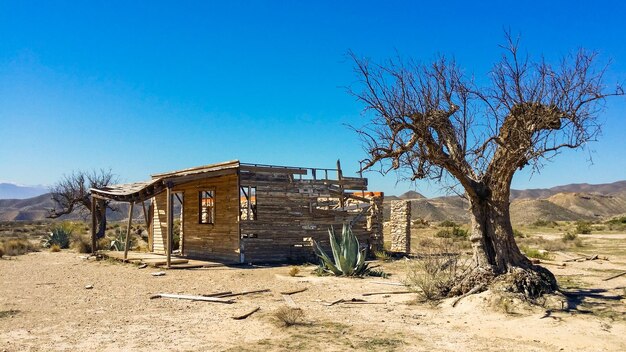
[90, 160, 384, 266]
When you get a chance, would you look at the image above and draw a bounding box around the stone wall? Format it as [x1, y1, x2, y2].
[390, 200, 411, 253]
[366, 194, 384, 252]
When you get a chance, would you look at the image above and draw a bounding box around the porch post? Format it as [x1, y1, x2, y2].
[166, 185, 173, 268]
[90, 198, 97, 254]
[123, 202, 134, 260]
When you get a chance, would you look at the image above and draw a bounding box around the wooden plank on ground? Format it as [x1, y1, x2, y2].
[603, 271, 626, 281]
[151, 293, 234, 304]
[218, 289, 271, 298]
[362, 291, 413, 296]
[280, 288, 308, 295]
[232, 307, 261, 320]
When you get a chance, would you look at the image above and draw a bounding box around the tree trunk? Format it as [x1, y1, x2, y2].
[469, 197, 529, 273]
[95, 201, 107, 239]
[450, 184, 558, 298]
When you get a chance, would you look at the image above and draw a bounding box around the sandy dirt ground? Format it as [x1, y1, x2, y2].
[1, 234, 626, 352]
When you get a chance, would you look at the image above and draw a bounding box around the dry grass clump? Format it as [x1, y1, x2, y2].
[0, 238, 39, 257]
[404, 240, 468, 302]
[288, 266, 300, 277]
[50, 244, 61, 252]
[71, 234, 92, 253]
[273, 306, 305, 327]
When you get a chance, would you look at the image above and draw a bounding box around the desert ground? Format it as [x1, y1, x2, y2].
[1, 223, 626, 351]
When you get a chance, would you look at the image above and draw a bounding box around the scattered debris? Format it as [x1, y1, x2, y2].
[536, 260, 566, 267]
[151, 271, 166, 276]
[323, 298, 345, 306]
[138, 263, 148, 269]
[564, 254, 607, 262]
[280, 287, 308, 295]
[602, 271, 626, 282]
[150, 293, 234, 304]
[232, 307, 261, 320]
[282, 294, 299, 308]
[201, 291, 232, 297]
[362, 290, 412, 296]
[217, 289, 271, 298]
[85, 284, 94, 289]
[451, 285, 484, 307]
[370, 281, 405, 286]
[322, 298, 382, 306]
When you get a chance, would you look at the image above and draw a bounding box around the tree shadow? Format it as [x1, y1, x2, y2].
[560, 288, 625, 318]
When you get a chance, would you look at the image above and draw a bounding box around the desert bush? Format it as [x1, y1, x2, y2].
[417, 237, 436, 248]
[1, 238, 39, 256]
[273, 306, 305, 327]
[439, 220, 457, 228]
[71, 234, 92, 253]
[513, 229, 526, 238]
[532, 219, 557, 227]
[50, 244, 61, 252]
[562, 232, 578, 242]
[313, 224, 369, 277]
[404, 241, 466, 301]
[575, 220, 592, 234]
[0, 247, 4, 258]
[435, 226, 468, 240]
[288, 266, 300, 277]
[520, 246, 552, 260]
[42, 223, 72, 249]
[373, 250, 392, 261]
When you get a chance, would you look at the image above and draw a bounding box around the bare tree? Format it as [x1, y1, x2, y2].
[48, 169, 117, 238]
[350, 33, 624, 297]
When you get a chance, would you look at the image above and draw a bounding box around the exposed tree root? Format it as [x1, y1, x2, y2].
[447, 265, 558, 301]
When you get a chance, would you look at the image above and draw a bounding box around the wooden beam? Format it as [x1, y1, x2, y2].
[336, 159, 344, 208]
[123, 202, 134, 260]
[141, 201, 149, 228]
[166, 186, 173, 269]
[90, 198, 97, 254]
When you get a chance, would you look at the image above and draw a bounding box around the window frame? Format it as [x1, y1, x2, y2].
[239, 185, 257, 221]
[198, 189, 216, 225]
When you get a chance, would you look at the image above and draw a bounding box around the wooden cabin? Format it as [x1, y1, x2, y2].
[90, 160, 384, 264]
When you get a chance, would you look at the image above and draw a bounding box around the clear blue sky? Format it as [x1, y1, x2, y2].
[1, 0, 624, 197]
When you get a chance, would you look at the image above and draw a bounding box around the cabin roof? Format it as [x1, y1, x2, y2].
[90, 160, 366, 203]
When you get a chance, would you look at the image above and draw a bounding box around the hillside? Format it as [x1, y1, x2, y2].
[384, 180, 626, 224]
[0, 183, 48, 199]
[0, 193, 145, 222]
[1, 181, 625, 224]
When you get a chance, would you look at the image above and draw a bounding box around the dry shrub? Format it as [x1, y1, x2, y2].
[273, 306, 305, 327]
[0, 246, 4, 258]
[1, 238, 39, 256]
[404, 240, 468, 302]
[50, 244, 61, 252]
[71, 234, 92, 253]
[288, 266, 300, 277]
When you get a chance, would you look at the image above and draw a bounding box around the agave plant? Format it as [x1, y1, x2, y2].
[313, 223, 369, 276]
[42, 224, 72, 249]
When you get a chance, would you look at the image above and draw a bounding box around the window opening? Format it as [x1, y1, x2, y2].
[199, 190, 215, 224]
[240, 186, 257, 220]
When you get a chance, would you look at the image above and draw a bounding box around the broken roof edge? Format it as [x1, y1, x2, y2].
[150, 159, 240, 179]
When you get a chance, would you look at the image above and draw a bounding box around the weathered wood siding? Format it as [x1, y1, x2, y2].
[151, 192, 167, 254]
[171, 174, 240, 262]
[239, 171, 371, 263]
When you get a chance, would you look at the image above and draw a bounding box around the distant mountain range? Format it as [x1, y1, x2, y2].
[0, 181, 624, 223]
[0, 183, 49, 199]
[383, 180, 626, 224]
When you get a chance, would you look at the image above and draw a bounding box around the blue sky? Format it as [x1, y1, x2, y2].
[0, 0, 624, 197]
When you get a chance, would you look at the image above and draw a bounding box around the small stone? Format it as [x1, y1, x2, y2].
[85, 284, 94, 289]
